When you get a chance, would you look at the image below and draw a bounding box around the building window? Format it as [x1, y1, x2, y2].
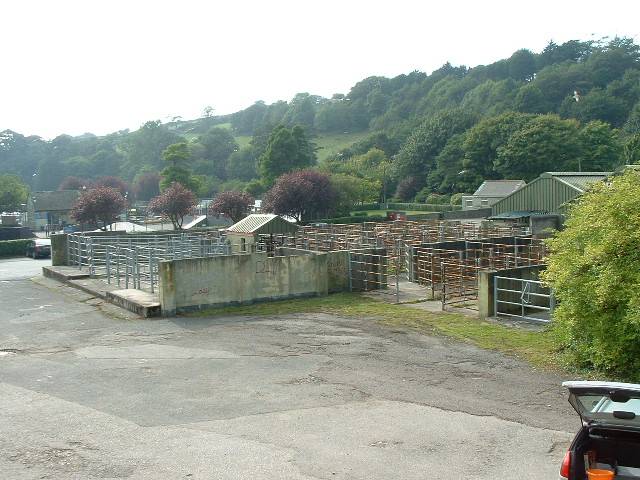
[481, 199, 489, 207]
[241, 238, 246, 252]
[465, 200, 473, 207]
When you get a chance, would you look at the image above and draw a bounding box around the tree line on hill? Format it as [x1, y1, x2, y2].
[1, 37, 640, 213]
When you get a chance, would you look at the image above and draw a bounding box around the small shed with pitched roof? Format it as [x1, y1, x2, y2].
[225, 214, 298, 253]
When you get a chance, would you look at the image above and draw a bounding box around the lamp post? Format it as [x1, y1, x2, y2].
[124, 192, 129, 223]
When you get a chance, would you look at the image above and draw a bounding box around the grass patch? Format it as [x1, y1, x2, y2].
[236, 135, 252, 149]
[223, 131, 370, 159]
[314, 132, 370, 161]
[227, 131, 368, 159]
[187, 292, 558, 371]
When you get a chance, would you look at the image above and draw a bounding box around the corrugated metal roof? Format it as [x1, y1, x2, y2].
[543, 172, 611, 193]
[226, 214, 298, 234]
[491, 171, 611, 216]
[472, 180, 526, 197]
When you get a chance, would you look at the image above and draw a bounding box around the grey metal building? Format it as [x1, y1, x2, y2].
[490, 172, 611, 217]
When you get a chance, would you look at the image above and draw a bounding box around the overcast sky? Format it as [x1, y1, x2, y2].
[1, 0, 639, 139]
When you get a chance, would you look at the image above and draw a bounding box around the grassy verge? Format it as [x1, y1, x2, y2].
[187, 293, 558, 371]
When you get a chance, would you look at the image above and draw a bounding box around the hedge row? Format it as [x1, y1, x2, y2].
[354, 203, 381, 211]
[310, 215, 388, 224]
[0, 239, 31, 257]
[386, 202, 461, 212]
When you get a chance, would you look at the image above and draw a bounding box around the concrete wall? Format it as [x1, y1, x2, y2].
[530, 215, 563, 238]
[326, 250, 350, 293]
[51, 234, 68, 266]
[275, 247, 314, 256]
[478, 265, 546, 319]
[159, 252, 329, 315]
[442, 208, 492, 220]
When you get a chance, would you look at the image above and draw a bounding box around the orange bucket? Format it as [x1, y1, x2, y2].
[586, 469, 614, 480]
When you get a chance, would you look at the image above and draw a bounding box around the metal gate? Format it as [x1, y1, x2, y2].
[494, 276, 554, 322]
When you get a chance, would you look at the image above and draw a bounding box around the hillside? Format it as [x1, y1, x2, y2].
[1, 37, 639, 203]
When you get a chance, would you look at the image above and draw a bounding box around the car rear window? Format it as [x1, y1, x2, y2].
[575, 393, 640, 428]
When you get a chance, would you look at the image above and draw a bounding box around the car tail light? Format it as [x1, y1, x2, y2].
[560, 450, 571, 478]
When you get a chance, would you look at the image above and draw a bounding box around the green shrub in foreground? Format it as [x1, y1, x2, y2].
[542, 171, 640, 381]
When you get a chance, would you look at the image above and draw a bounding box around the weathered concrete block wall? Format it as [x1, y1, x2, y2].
[478, 265, 546, 319]
[442, 208, 492, 220]
[159, 252, 329, 315]
[326, 250, 350, 293]
[275, 247, 314, 256]
[51, 234, 68, 266]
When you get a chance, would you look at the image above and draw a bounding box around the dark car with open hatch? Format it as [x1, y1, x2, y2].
[559, 381, 640, 479]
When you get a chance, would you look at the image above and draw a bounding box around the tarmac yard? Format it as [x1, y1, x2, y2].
[0, 257, 576, 479]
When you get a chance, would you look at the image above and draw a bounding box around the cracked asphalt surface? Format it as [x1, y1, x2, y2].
[0, 257, 577, 479]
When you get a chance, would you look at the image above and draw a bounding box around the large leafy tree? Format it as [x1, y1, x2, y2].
[577, 121, 623, 171]
[148, 182, 197, 230]
[59, 176, 91, 191]
[195, 126, 238, 179]
[330, 173, 380, 213]
[427, 134, 482, 194]
[71, 186, 126, 230]
[226, 146, 258, 181]
[0, 174, 29, 212]
[324, 147, 391, 203]
[494, 115, 583, 180]
[133, 172, 161, 201]
[258, 125, 316, 184]
[262, 169, 336, 222]
[542, 171, 640, 379]
[623, 133, 640, 165]
[209, 191, 254, 223]
[120, 120, 183, 179]
[93, 176, 130, 197]
[393, 108, 477, 185]
[160, 142, 198, 192]
[507, 49, 537, 82]
[282, 93, 319, 129]
[462, 112, 537, 179]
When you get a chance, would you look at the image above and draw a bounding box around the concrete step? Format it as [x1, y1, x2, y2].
[106, 290, 161, 318]
[42, 266, 160, 318]
[42, 266, 90, 283]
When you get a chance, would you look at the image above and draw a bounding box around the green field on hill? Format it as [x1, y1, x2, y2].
[211, 125, 368, 161]
[313, 132, 369, 161]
